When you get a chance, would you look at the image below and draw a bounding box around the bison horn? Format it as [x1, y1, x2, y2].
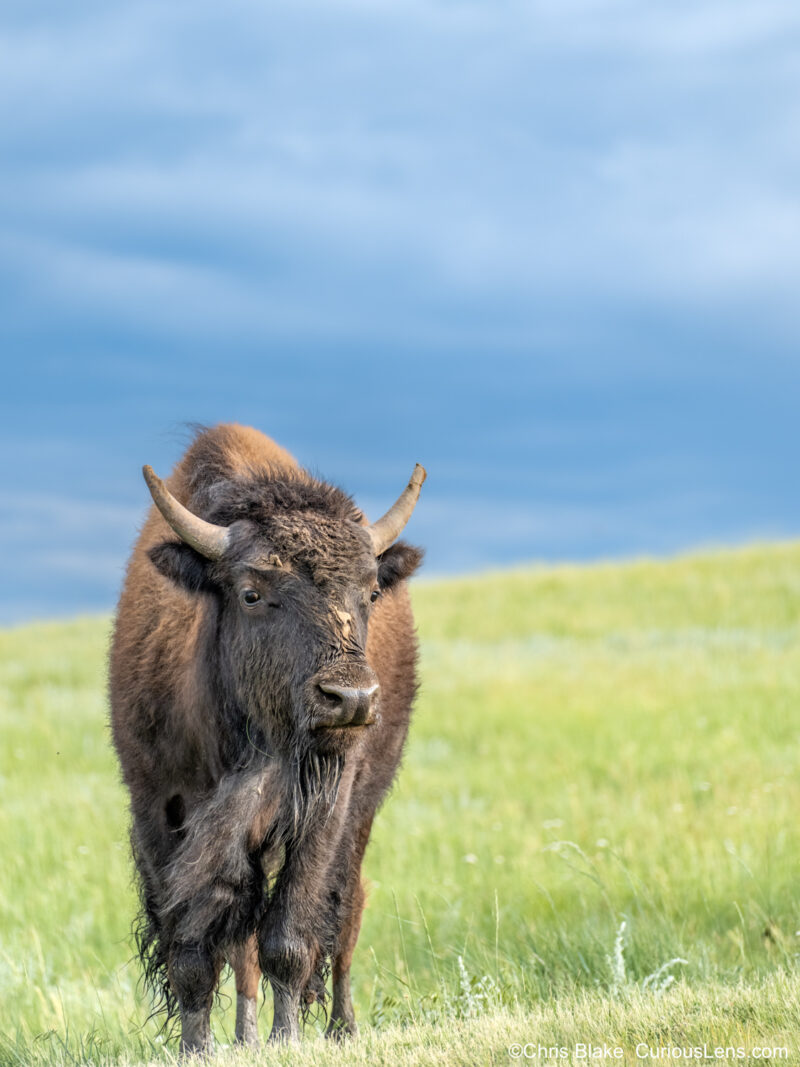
[142, 465, 231, 561]
[367, 464, 426, 556]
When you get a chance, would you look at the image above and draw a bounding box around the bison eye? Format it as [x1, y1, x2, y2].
[242, 589, 260, 606]
[370, 589, 381, 603]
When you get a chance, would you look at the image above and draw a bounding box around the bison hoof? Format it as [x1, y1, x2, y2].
[179, 1011, 213, 1058]
[325, 1016, 358, 1041]
[268, 1022, 300, 1044]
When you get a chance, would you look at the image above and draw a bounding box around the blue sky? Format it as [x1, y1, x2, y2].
[2, 1, 800, 623]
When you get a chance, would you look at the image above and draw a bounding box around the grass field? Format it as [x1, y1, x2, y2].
[2, 543, 800, 1064]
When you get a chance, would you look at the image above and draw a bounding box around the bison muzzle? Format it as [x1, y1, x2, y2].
[109, 423, 425, 1052]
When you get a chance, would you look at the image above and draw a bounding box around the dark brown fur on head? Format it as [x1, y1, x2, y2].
[146, 469, 421, 759]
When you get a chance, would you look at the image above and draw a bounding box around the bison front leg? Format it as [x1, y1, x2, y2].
[258, 855, 323, 1043]
[161, 768, 279, 1054]
[168, 944, 222, 1056]
[258, 797, 352, 1040]
[258, 928, 309, 1042]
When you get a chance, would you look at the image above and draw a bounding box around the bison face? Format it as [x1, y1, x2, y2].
[149, 504, 422, 758]
[219, 520, 419, 755]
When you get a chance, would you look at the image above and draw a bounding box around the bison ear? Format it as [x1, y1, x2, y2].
[148, 541, 217, 594]
[377, 541, 424, 591]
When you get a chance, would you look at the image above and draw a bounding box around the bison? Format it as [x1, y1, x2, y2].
[109, 423, 425, 1052]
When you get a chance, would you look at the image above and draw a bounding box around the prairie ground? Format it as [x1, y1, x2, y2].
[1, 543, 800, 1064]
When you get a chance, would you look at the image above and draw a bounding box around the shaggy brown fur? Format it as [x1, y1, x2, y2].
[109, 424, 423, 1051]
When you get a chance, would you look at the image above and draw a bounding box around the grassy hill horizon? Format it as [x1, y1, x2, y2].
[2, 541, 800, 1064]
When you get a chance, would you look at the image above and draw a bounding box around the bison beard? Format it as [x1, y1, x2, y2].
[109, 424, 424, 1051]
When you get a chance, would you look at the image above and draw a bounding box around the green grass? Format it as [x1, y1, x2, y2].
[2, 543, 800, 1064]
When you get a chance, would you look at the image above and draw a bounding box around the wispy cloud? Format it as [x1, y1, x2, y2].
[0, 493, 139, 621]
[2, 1, 799, 346]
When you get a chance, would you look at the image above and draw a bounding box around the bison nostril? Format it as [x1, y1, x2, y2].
[317, 684, 344, 709]
[316, 682, 379, 727]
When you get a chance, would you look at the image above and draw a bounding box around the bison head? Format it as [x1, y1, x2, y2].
[142, 463, 424, 758]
